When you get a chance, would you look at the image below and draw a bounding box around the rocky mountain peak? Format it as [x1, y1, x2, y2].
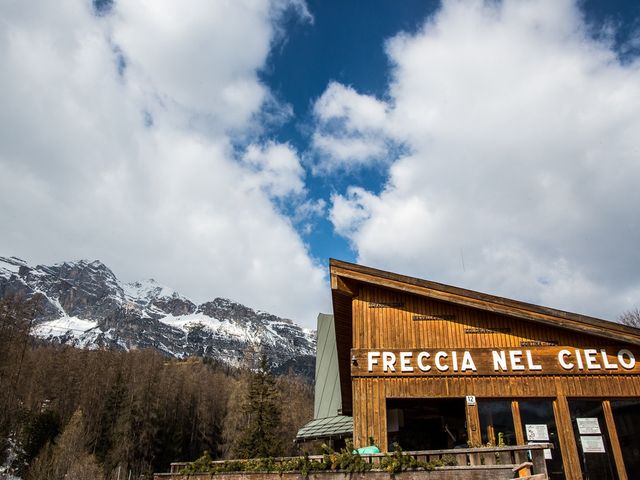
[0, 256, 316, 378]
[0, 256, 28, 270]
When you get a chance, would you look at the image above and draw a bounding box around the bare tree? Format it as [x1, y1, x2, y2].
[619, 308, 640, 328]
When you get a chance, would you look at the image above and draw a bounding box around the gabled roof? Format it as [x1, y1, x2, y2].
[330, 258, 640, 414]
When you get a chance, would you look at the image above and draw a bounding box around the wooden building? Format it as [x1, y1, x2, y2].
[330, 259, 640, 480]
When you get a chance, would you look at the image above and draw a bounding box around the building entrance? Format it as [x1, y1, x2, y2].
[568, 400, 618, 480]
[386, 398, 467, 451]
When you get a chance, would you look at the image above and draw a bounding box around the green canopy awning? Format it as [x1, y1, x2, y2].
[295, 415, 353, 442]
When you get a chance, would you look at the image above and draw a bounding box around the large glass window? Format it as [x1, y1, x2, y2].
[478, 400, 516, 446]
[610, 399, 640, 477]
[386, 398, 467, 450]
[568, 400, 618, 480]
[519, 399, 564, 480]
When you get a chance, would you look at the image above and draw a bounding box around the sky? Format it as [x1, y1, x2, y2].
[1, 0, 640, 328]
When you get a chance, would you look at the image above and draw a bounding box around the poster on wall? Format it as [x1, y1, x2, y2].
[576, 418, 601, 435]
[525, 424, 549, 441]
[581, 435, 606, 453]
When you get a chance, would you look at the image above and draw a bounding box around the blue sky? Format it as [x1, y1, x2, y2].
[1, 0, 640, 327]
[260, 0, 640, 264]
[261, 0, 440, 263]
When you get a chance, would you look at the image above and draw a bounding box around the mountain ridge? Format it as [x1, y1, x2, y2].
[0, 256, 316, 377]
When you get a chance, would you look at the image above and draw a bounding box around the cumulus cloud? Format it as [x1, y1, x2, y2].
[0, 0, 328, 326]
[330, 187, 376, 238]
[314, 82, 387, 131]
[242, 141, 305, 198]
[323, 0, 640, 319]
[310, 82, 391, 172]
[312, 133, 387, 168]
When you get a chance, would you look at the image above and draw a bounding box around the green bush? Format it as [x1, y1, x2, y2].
[181, 442, 456, 476]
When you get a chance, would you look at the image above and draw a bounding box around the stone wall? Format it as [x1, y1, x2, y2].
[154, 467, 521, 480]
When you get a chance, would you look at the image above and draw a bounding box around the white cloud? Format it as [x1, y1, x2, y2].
[325, 0, 640, 319]
[242, 141, 305, 198]
[0, 0, 328, 327]
[330, 187, 377, 238]
[312, 133, 386, 168]
[314, 82, 387, 131]
[111, 0, 272, 129]
[310, 82, 391, 172]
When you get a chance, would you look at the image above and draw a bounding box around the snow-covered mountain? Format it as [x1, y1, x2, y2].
[0, 256, 316, 376]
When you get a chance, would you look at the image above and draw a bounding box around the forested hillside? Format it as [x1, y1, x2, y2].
[0, 296, 313, 479]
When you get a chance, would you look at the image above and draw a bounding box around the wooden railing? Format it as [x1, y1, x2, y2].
[168, 443, 551, 477]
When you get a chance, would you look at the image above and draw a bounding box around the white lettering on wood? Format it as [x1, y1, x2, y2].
[510, 350, 525, 371]
[382, 351, 396, 372]
[584, 349, 601, 370]
[558, 350, 573, 370]
[461, 351, 477, 372]
[417, 352, 431, 372]
[493, 350, 508, 371]
[367, 351, 380, 372]
[618, 349, 635, 369]
[526, 350, 542, 371]
[435, 352, 449, 371]
[601, 349, 617, 370]
[361, 348, 637, 375]
[400, 352, 414, 372]
[575, 349, 584, 370]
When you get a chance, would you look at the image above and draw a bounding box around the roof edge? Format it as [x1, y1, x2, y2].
[329, 258, 640, 344]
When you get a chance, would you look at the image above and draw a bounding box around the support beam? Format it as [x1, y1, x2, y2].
[603, 400, 628, 480]
[553, 395, 582, 480]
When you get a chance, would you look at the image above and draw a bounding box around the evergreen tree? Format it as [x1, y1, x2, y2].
[28, 408, 104, 480]
[235, 356, 282, 458]
[19, 410, 60, 473]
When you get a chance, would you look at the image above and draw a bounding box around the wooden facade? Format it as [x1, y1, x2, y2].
[330, 259, 640, 480]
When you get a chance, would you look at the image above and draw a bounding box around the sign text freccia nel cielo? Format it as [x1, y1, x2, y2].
[357, 348, 637, 375]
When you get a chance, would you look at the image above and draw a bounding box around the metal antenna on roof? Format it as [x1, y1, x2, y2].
[460, 248, 466, 272]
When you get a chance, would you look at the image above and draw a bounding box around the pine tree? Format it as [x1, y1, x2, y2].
[13, 409, 60, 477]
[28, 408, 104, 480]
[235, 356, 283, 458]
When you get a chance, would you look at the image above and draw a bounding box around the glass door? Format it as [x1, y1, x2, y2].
[519, 399, 564, 480]
[567, 400, 618, 480]
[610, 399, 640, 477]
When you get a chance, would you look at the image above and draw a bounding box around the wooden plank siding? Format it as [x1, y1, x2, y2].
[331, 259, 640, 346]
[354, 286, 625, 351]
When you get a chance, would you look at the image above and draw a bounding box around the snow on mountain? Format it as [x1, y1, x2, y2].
[123, 278, 182, 302]
[159, 313, 258, 343]
[31, 317, 102, 349]
[0, 256, 27, 275]
[0, 256, 316, 376]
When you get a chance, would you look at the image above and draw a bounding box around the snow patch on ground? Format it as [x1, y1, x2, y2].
[0, 434, 23, 480]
